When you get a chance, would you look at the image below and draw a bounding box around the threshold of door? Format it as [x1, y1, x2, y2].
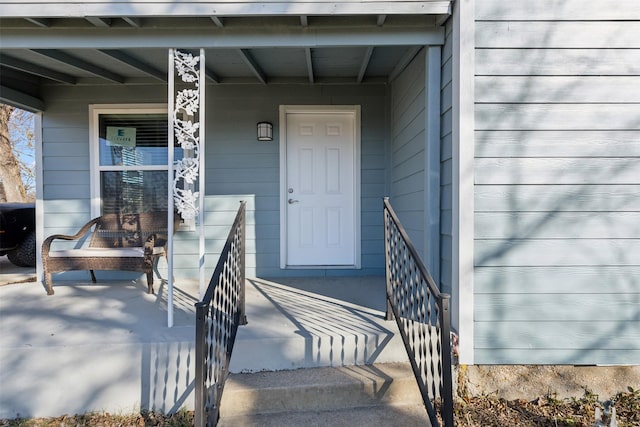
[285, 265, 360, 270]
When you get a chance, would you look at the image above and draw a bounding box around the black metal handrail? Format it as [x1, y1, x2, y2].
[383, 197, 454, 427]
[194, 201, 247, 427]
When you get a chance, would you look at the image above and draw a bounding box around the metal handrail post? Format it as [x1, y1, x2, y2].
[194, 302, 207, 427]
[439, 294, 455, 426]
[239, 202, 247, 325]
[383, 198, 394, 321]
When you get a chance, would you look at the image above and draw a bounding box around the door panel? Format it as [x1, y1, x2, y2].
[285, 112, 356, 266]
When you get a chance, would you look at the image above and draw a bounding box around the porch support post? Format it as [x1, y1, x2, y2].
[425, 45, 441, 283]
[451, 0, 475, 364]
[198, 48, 206, 298]
[169, 48, 205, 326]
[167, 48, 176, 328]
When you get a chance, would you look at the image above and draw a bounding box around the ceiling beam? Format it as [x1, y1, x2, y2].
[204, 67, 220, 84]
[85, 17, 112, 27]
[237, 49, 266, 84]
[99, 49, 166, 82]
[215, 75, 387, 85]
[388, 46, 422, 82]
[0, 54, 77, 84]
[435, 14, 450, 27]
[25, 18, 51, 27]
[210, 16, 224, 28]
[357, 46, 374, 83]
[0, 26, 445, 49]
[0, 85, 45, 112]
[304, 48, 314, 83]
[122, 17, 142, 28]
[30, 49, 126, 83]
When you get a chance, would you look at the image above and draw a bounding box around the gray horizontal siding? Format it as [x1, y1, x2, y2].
[476, 239, 640, 267]
[475, 266, 640, 294]
[475, 185, 640, 212]
[389, 48, 427, 259]
[473, 0, 640, 365]
[476, 294, 640, 322]
[477, 76, 640, 103]
[474, 349, 640, 366]
[476, 104, 640, 131]
[476, 130, 640, 158]
[475, 322, 640, 350]
[475, 212, 640, 239]
[476, 0, 640, 20]
[439, 18, 454, 295]
[475, 321, 640, 365]
[476, 158, 638, 185]
[476, 49, 640, 76]
[476, 22, 640, 49]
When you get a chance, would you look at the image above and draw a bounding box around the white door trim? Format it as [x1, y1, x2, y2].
[279, 105, 361, 269]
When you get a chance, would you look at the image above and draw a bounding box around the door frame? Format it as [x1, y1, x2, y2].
[279, 105, 361, 269]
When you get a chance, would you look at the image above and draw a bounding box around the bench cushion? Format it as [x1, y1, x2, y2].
[48, 247, 165, 258]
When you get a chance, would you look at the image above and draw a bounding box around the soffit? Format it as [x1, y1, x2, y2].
[0, 10, 450, 111]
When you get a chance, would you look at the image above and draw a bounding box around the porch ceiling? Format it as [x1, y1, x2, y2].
[0, 12, 448, 112]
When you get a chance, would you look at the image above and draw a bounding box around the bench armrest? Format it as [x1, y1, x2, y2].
[42, 217, 101, 257]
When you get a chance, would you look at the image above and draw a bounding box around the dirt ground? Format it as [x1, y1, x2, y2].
[1, 387, 638, 427]
[453, 387, 639, 426]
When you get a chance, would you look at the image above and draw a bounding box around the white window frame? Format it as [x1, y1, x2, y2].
[89, 104, 169, 218]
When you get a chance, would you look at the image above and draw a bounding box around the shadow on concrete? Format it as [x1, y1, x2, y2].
[0, 255, 36, 286]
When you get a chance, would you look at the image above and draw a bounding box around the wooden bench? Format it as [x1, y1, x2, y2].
[42, 212, 180, 295]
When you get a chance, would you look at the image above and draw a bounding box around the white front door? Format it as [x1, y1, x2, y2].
[281, 106, 360, 268]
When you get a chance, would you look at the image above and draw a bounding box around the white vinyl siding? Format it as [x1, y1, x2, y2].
[473, 0, 640, 365]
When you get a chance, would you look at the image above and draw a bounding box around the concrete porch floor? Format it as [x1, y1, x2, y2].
[0, 274, 408, 418]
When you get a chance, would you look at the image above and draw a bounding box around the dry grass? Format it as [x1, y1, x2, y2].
[0, 409, 193, 427]
[1, 388, 638, 426]
[454, 387, 640, 427]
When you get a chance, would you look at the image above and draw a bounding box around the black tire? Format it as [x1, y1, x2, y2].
[7, 231, 36, 267]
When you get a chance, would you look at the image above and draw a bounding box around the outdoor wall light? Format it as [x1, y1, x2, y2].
[257, 121, 273, 141]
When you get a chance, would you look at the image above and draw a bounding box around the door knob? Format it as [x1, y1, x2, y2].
[288, 198, 299, 204]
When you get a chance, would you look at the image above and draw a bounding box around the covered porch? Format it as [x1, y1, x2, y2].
[0, 2, 454, 421]
[1, 0, 450, 306]
[0, 275, 408, 418]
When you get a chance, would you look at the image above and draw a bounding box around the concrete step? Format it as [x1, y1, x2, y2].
[218, 403, 431, 427]
[218, 362, 431, 426]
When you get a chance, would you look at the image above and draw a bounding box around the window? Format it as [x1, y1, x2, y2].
[91, 105, 181, 216]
